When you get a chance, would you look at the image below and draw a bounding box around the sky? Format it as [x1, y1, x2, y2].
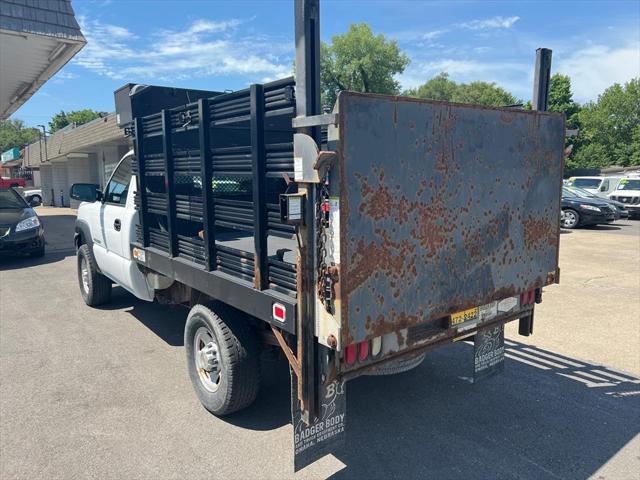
[12, 0, 640, 128]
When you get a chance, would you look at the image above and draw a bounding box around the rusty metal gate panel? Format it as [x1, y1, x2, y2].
[337, 92, 565, 345]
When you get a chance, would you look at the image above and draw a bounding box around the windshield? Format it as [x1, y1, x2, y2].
[616, 179, 640, 191]
[566, 186, 597, 198]
[562, 187, 579, 198]
[570, 178, 602, 189]
[0, 189, 27, 209]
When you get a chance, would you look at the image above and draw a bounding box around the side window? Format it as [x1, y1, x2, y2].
[600, 180, 609, 192]
[105, 156, 132, 205]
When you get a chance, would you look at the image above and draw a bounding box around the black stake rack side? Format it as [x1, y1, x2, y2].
[131, 77, 298, 333]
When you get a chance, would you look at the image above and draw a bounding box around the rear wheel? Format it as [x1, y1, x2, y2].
[561, 209, 580, 229]
[184, 303, 260, 416]
[77, 244, 111, 306]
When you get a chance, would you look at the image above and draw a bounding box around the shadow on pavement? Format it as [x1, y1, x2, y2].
[327, 340, 640, 479]
[98, 287, 187, 347]
[0, 248, 75, 271]
[82, 287, 640, 478]
[583, 224, 622, 231]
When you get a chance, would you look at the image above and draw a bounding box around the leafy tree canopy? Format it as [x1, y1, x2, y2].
[0, 119, 40, 154]
[320, 23, 410, 110]
[571, 78, 639, 168]
[405, 72, 517, 107]
[548, 73, 581, 129]
[49, 109, 106, 133]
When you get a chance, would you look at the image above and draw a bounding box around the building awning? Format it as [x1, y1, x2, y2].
[0, 0, 86, 120]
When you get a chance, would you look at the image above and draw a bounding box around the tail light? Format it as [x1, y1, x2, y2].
[520, 289, 536, 306]
[358, 340, 369, 361]
[345, 344, 357, 365]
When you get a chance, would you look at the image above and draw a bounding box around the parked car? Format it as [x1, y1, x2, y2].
[0, 176, 26, 188]
[0, 188, 45, 257]
[565, 185, 628, 219]
[561, 187, 617, 229]
[565, 176, 622, 196]
[22, 188, 42, 206]
[608, 176, 640, 219]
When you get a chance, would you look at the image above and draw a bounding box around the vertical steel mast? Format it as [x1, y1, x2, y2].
[293, 0, 321, 424]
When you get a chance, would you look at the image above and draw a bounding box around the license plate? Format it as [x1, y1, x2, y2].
[450, 307, 479, 327]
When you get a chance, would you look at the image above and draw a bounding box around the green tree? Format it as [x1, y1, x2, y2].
[548, 73, 581, 129]
[405, 73, 517, 107]
[404, 72, 457, 101]
[320, 23, 410, 110]
[0, 119, 40, 154]
[573, 78, 639, 167]
[49, 109, 105, 133]
[453, 81, 516, 106]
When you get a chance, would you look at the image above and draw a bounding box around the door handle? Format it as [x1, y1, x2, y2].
[114, 219, 121, 232]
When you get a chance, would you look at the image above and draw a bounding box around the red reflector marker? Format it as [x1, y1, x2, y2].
[358, 341, 369, 362]
[529, 289, 535, 305]
[345, 344, 357, 365]
[272, 303, 286, 323]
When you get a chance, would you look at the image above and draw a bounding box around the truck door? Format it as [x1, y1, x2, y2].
[96, 154, 153, 301]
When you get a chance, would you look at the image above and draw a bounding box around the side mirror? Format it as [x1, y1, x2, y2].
[70, 183, 100, 202]
[29, 197, 41, 207]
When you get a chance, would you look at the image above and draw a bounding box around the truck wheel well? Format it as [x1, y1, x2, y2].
[75, 231, 85, 248]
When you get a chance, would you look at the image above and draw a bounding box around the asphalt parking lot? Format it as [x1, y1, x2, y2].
[1, 208, 639, 479]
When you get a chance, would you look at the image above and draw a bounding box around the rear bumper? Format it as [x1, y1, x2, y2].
[0, 227, 44, 255]
[336, 299, 535, 382]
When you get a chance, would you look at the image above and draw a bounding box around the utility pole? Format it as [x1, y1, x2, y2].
[37, 125, 48, 162]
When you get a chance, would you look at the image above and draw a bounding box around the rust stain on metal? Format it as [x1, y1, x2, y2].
[336, 92, 565, 344]
[523, 215, 559, 249]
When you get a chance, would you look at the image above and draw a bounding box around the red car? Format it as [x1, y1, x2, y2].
[0, 177, 26, 188]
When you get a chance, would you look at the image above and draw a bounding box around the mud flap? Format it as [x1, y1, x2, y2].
[474, 324, 505, 383]
[291, 372, 346, 471]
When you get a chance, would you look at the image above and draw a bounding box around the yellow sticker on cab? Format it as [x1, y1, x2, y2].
[451, 307, 480, 326]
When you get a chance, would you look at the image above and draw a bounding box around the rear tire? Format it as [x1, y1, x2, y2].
[561, 208, 580, 229]
[185, 303, 260, 416]
[77, 244, 111, 306]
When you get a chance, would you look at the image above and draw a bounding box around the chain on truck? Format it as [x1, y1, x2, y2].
[69, 0, 565, 471]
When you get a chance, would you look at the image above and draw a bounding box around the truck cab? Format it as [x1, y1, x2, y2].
[73, 151, 154, 304]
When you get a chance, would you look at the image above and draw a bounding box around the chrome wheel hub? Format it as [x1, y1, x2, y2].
[80, 257, 89, 292]
[563, 211, 577, 228]
[194, 327, 221, 392]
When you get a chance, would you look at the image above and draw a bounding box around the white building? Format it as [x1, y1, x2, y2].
[23, 113, 131, 208]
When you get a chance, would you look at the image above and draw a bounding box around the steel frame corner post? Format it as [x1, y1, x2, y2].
[134, 117, 149, 247]
[198, 98, 216, 271]
[532, 48, 552, 112]
[250, 84, 268, 290]
[294, 0, 321, 425]
[161, 109, 177, 257]
[522, 47, 552, 337]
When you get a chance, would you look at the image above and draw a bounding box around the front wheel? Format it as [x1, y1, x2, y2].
[184, 303, 260, 416]
[77, 244, 111, 306]
[561, 209, 580, 229]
